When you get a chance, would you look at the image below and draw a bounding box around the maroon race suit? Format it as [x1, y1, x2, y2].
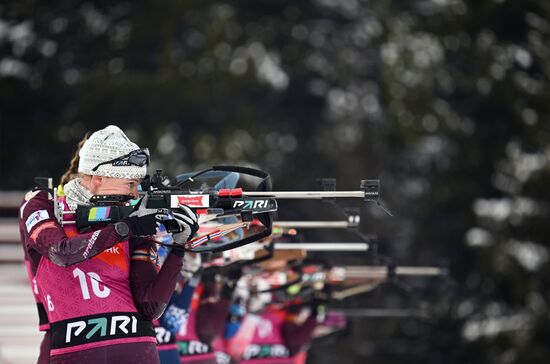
[175, 279, 232, 364]
[225, 308, 317, 364]
[19, 189, 184, 364]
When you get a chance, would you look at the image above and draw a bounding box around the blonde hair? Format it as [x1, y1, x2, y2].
[60, 133, 89, 186]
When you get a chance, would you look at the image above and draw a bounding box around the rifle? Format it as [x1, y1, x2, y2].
[312, 308, 433, 339]
[332, 308, 430, 319]
[301, 264, 446, 286]
[260, 261, 447, 309]
[50, 166, 382, 253]
[273, 210, 361, 230]
[274, 243, 369, 251]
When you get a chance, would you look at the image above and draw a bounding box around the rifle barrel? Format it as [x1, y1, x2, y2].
[275, 243, 369, 251]
[274, 221, 351, 228]
[244, 191, 366, 199]
[332, 282, 380, 300]
[344, 266, 445, 278]
[395, 267, 444, 276]
[335, 308, 429, 318]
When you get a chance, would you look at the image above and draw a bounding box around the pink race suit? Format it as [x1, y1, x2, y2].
[227, 309, 316, 364]
[176, 282, 232, 364]
[20, 190, 184, 364]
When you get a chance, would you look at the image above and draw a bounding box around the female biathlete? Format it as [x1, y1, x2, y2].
[19, 125, 198, 364]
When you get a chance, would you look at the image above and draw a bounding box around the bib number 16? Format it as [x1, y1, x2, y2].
[73, 268, 111, 300]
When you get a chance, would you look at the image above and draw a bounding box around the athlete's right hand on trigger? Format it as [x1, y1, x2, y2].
[171, 204, 199, 244]
[124, 194, 169, 236]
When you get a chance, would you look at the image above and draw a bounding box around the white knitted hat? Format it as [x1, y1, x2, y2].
[78, 125, 148, 179]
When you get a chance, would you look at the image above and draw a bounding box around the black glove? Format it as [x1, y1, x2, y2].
[171, 204, 199, 244]
[123, 195, 169, 236]
[169, 204, 200, 257]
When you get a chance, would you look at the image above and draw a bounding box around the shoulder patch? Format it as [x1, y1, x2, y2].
[26, 210, 50, 232]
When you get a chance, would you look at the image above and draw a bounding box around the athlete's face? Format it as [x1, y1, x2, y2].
[91, 176, 141, 199]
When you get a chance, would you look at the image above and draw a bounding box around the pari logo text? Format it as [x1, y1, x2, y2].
[65, 315, 138, 343]
[243, 344, 289, 360]
[178, 340, 211, 355]
[232, 200, 270, 209]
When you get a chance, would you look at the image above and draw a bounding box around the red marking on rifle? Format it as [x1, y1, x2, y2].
[177, 195, 205, 207]
[218, 188, 243, 197]
[302, 266, 319, 274]
[230, 188, 243, 197]
[218, 189, 231, 197]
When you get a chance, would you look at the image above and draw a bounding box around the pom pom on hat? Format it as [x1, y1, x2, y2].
[78, 125, 147, 179]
